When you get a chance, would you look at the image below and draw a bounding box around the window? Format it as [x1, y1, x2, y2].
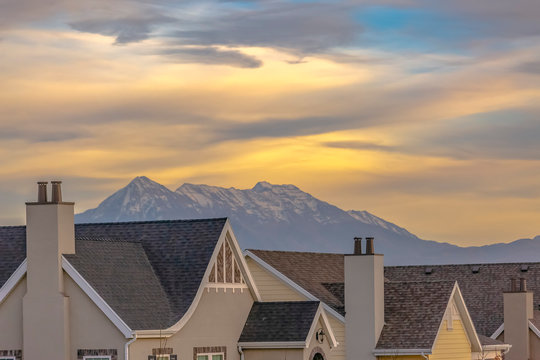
[0, 357, 16, 360]
[83, 357, 111, 360]
[197, 353, 224, 360]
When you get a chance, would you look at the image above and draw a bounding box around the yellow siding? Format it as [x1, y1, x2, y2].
[430, 320, 471, 360]
[327, 314, 346, 360]
[245, 257, 306, 301]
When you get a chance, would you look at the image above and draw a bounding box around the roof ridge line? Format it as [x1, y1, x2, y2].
[74, 217, 228, 226]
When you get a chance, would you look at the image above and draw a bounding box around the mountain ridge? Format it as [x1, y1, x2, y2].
[75, 176, 540, 265]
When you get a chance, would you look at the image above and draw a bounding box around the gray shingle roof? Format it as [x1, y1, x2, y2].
[0, 218, 227, 330]
[239, 301, 320, 343]
[249, 250, 344, 315]
[375, 281, 455, 350]
[249, 250, 540, 337]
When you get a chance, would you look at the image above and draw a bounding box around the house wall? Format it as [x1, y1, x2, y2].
[129, 288, 254, 360]
[530, 329, 540, 359]
[430, 320, 471, 360]
[305, 319, 333, 360]
[245, 258, 306, 301]
[0, 277, 25, 352]
[243, 349, 303, 360]
[327, 315, 345, 360]
[64, 273, 127, 360]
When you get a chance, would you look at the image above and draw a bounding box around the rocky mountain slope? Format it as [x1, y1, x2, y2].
[76, 176, 540, 265]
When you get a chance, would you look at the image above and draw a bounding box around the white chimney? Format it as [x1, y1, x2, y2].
[345, 237, 384, 360]
[23, 181, 75, 360]
[503, 278, 533, 360]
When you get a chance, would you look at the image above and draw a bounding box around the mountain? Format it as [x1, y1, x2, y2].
[76, 176, 540, 265]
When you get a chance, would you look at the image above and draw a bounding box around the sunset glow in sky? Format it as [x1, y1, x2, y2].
[1, 0, 540, 246]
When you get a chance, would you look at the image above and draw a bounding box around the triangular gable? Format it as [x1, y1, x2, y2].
[143, 219, 261, 337]
[0, 259, 27, 306]
[306, 304, 339, 349]
[432, 282, 482, 353]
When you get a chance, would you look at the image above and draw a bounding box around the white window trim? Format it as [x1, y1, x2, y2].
[0, 356, 16, 360]
[82, 356, 112, 360]
[196, 352, 225, 360]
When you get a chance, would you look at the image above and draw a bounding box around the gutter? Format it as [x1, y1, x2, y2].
[372, 349, 432, 356]
[125, 335, 137, 360]
[238, 346, 244, 360]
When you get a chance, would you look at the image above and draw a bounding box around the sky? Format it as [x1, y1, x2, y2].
[1, 0, 540, 246]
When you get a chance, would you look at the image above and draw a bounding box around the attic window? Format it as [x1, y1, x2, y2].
[521, 265, 529, 272]
[471, 266, 480, 274]
[425, 267, 433, 275]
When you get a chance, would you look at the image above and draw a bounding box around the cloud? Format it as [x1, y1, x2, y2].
[172, 2, 360, 54]
[514, 61, 540, 74]
[70, 14, 175, 44]
[160, 46, 263, 68]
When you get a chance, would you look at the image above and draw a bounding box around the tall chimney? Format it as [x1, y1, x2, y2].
[51, 180, 62, 203]
[366, 237, 374, 255]
[38, 181, 48, 203]
[503, 278, 533, 360]
[354, 237, 362, 255]
[345, 237, 384, 360]
[23, 180, 75, 360]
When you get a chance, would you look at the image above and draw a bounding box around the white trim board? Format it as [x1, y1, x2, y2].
[237, 341, 306, 349]
[244, 250, 345, 323]
[0, 259, 26, 305]
[62, 256, 133, 338]
[373, 349, 432, 356]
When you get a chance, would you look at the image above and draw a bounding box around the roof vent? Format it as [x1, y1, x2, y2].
[471, 266, 480, 274]
[521, 265, 529, 272]
[425, 267, 433, 275]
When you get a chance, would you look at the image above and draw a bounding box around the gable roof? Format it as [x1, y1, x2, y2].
[248, 250, 344, 316]
[239, 301, 320, 344]
[247, 250, 540, 337]
[0, 218, 228, 331]
[375, 281, 455, 350]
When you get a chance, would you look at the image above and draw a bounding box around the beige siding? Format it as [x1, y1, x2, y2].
[530, 329, 540, 360]
[244, 349, 303, 360]
[327, 314, 345, 360]
[0, 277, 25, 350]
[64, 273, 127, 359]
[305, 319, 333, 360]
[245, 258, 306, 301]
[430, 320, 471, 360]
[130, 288, 254, 360]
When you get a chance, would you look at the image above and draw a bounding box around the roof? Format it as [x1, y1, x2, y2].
[239, 301, 320, 343]
[0, 218, 228, 330]
[248, 250, 344, 315]
[375, 281, 455, 350]
[248, 250, 540, 337]
[478, 334, 505, 346]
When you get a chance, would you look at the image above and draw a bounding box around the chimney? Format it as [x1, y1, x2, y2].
[23, 181, 75, 360]
[354, 237, 362, 255]
[345, 237, 384, 360]
[503, 277, 533, 360]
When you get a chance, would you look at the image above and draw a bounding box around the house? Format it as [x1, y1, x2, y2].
[246, 239, 511, 360]
[0, 181, 512, 360]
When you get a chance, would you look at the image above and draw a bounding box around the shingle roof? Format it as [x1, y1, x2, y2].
[239, 301, 320, 343]
[249, 250, 344, 315]
[478, 334, 505, 346]
[375, 281, 455, 350]
[249, 250, 540, 337]
[0, 218, 227, 330]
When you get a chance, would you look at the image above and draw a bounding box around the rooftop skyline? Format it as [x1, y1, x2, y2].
[1, 0, 539, 246]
